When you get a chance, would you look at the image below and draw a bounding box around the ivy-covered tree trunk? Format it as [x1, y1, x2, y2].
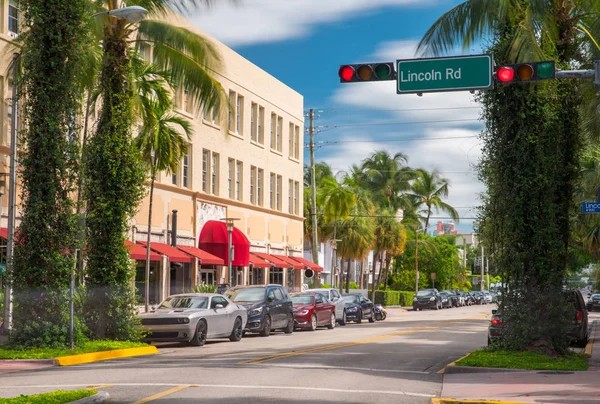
[10, 0, 88, 348]
[478, 33, 582, 354]
[83, 24, 145, 340]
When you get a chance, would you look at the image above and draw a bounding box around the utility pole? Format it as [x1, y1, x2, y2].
[480, 244, 485, 292]
[308, 109, 320, 287]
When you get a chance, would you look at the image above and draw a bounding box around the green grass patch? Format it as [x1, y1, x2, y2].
[456, 349, 589, 371]
[0, 389, 96, 403]
[0, 340, 148, 360]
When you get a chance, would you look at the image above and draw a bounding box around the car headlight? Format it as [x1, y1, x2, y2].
[248, 307, 264, 317]
[429, 297, 435, 301]
[413, 297, 418, 301]
[294, 310, 309, 315]
[177, 318, 190, 324]
[347, 307, 357, 312]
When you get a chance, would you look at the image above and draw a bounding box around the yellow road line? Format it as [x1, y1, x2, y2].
[584, 320, 597, 355]
[130, 385, 193, 404]
[86, 384, 114, 389]
[241, 313, 489, 365]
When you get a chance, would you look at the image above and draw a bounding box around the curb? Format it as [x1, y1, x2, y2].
[432, 399, 526, 404]
[584, 319, 596, 356]
[55, 346, 159, 366]
[70, 391, 110, 403]
[0, 358, 58, 366]
[443, 365, 523, 375]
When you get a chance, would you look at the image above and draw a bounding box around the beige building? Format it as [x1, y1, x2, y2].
[0, 5, 320, 304]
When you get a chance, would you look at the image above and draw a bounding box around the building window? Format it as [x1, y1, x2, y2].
[270, 113, 276, 149]
[228, 159, 234, 199]
[182, 154, 189, 188]
[236, 95, 243, 135]
[174, 86, 183, 109]
[250, 103, 257, 142]
[184, 89, 193, 114]
[172, 169, 178, 186]
[277, 175, 282, 211]
[228, 90, 235, 130]
[288, 123, 294, 158]
[258, 106, 265, 144]
[202, 150, 209, 193]
[276, 117, 282, 152]
[294, 125, 300, 159]
[250, 166, 257, 205]
[294, 181, 300, 214]
[270, 173, 276, 209]
[139, 42, 149, 62]
[211, 152, 219, 195]
[288, 179, 293, 213]
[236, 161, 243, 201]
[8, 0, 19, 35]
[257, 169, 264, 207]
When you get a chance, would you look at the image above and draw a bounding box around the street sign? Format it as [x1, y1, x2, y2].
[582, 202, 600, 213]
[431, 272, 436, 280]
[397, 54, 493, 94]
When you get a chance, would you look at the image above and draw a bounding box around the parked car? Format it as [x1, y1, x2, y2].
[488, 290, 589, 347]
[471, 291, 484, 305]
[412, 289, 442, 311]
[342, 293, 375, 323]
[224, 284, 294, 337]
[453, 290, 465, 307]
[305, 288, 347, 325]
[461, 291, 473, 306]
[291, 292, 336, 331]
[137, 293, 247, 346]
[441, 290, 458, 307]
[482, 291, 493, 304]
[438, 291, 453, 308]
[586, 293, 600, 312]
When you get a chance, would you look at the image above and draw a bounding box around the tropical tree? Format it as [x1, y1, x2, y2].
[406, 169, 458, 232]
[84, 0, 226, 339]
[134, 98, 193, 313]
[361, 151, 413, 210]
[336, 215, 375, 293]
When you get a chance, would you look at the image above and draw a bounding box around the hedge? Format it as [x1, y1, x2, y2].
[374, 290, 414, 306]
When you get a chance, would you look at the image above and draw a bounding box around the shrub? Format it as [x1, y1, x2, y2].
[190, 283, 217, 293]
[374, 290, 399, 306]
[398, 291, 415, 306]
[349, 282, 360, 289]
[320, 283, 332, 288]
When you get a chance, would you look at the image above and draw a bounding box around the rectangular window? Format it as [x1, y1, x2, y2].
[270, 173, 276, 209]
[276, 117, 282, 151]
[211, 152, 219, 195]
[257, 169, 264, 207]
[288, 179, 293, 213]
[277, 175, 282, 211]
[8, 0, 19, 35]
[270, 113, 276, 149]
[288, 123, 294, 158]
[174, 86, 182, 109]
[228, 91, 235, 130]
[236, 161, 243, 201]
[250, 166, 257, 205]
[236, 95, 243, 134]
[184, 89, 193, 114]
[172, 169, 178, 186]
[295, 125, 300, 159]
[228, 159, 235, 199]
[202, 150, 209, 193]
[258, 107, 265, 144]
[250, 103, 257, 142]
[139, 42, 148, 62]
[182, 154, 189, 188]
[294, 181, 300, 214]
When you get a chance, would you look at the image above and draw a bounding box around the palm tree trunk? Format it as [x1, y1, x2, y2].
[75, 91, 92, 282]
[376, 251, 386, 290]
[359, 258, 366, 289]
[384, 254, 392, 291]
[370, 250, 379, 302]
[145, 174, 156, 312]
[338, 254, 344, 293]
[345, 258, 351, 293]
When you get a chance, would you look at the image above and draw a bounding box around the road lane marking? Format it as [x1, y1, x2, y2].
[585, 320, 597, 355]
[86, 384, 114, 389]
[265, 363, 430, 374]
[241, 313, 489, 364]
[130, 385, 194, 404]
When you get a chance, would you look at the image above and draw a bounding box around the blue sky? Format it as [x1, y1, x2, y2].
[189, 0, 483, 234]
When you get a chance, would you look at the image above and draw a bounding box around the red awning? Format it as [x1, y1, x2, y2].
[248, 254, 272, 269]
[125, 240, 161, 262]
[177, 245, 224, 266]
[271, 254, 301, 269]
[139, 242, 191, 263]
[287, 256, 324, 272]
[0, 228, 6, 240]
[251, 252, 292, 269]
[198, 220, 250, 266]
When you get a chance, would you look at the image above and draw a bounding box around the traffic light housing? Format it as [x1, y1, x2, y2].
[339, 62, 396, 83]
[495, 60, 556, 84]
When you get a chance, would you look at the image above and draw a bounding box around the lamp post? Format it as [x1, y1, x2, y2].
[220, 218, 239, 288]
[91, 5, 148, 24]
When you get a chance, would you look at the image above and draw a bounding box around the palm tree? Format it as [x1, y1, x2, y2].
[336, 215, 374, 293]
[361, 151, 414, 210]
[406, 169, 459, 232]
[134, 98, 193, 312]
[369, 212, 407, 299]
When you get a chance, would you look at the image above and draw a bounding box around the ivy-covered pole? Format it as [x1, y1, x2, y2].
[83, 7, 146, 340]
[9, 0, 89, 347]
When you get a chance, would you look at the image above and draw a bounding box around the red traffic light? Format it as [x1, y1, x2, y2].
[338, 62, 396, 83]
[339, 65, 355, 82]
[497, 66, 514, 83]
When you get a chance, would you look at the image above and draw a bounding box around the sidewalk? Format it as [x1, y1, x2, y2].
[439, 321, 600, 403]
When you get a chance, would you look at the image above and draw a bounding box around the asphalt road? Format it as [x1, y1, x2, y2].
[0, 305, 493, 404]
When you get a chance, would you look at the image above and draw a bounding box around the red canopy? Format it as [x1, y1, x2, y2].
[125, 240, 161, 262]
[287, 256, 323, 272]
[139, 242, 191, 263]
[177, 245, 224, 266]
[198, 220, 250, 266]
[251, 252, 292, 269]
[248, 253, 272, 269]
[272, 254, 301, 269]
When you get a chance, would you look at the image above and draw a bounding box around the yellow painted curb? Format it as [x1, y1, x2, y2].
[55, 346, 158, 366]
[584, 320, 596, 356]
[437, 352, 471, 374]
[432, 399, 526, 404]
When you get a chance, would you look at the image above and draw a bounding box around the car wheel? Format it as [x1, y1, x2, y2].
[259, 315, 272, 337]
[189, 320, 207, 346]
[487, 336, 492, 346]
[357, 310, 362, 324]
[435, 303, 439, 310]
[284, 313, 294, 334]
[327, 312, 336, 329]
[368, 309, 375, 323]
[229, 317, 243, 342]
[574, 336, 588, 348]
[339, 310, 347, 326]
[309, 314, 317, 331]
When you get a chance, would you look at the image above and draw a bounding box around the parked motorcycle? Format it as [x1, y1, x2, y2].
[374, 304, 387, 321]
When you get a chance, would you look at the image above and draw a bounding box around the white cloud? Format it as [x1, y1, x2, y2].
[186, 0, 439, 46]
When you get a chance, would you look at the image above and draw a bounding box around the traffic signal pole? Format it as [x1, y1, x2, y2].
[555, 61, 600, 85]
[308, 109, 320, 287]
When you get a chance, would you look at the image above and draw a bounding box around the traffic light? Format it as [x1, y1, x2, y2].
[495, 60, 556, 83]
[338, 62, 396, 83]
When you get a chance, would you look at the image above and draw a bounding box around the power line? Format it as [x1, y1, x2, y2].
[317, 118, 480, 129]
[310, 106, 481, 114]
[305, 135, 479, 147]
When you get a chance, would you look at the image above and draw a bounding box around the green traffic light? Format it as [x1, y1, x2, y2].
[374, 64, 391, 79]
[537, 62, 554, 79]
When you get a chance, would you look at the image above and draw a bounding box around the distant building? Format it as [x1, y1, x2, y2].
[433, 221, 459, 236]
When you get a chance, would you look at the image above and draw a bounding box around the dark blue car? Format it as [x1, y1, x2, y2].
[342, 293, 375, 324]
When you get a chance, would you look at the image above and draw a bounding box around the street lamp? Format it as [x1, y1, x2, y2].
[91, 6, 148, 24]
[220, 218, 239, 288]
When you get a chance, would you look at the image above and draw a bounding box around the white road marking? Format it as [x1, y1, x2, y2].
[257, 363, 431, 375]
[0, 383, 435, 398]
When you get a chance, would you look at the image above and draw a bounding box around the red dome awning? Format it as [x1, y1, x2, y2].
[198, 220, 250, 266]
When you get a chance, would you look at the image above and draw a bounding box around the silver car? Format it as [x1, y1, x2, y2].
[305, 288, 346, 325]
[137, 293, 247, 346]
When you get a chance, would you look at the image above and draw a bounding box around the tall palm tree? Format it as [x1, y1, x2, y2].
[361, 151, 414, 210]
[406, 169, 459, 232]
[336, 215, 374, 293]
[369, 211, 406, 299]
[134, 98, 193, 312]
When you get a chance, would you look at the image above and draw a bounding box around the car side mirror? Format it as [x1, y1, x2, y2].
[215, 304, 224, 309]
[267, 296, 274, 303]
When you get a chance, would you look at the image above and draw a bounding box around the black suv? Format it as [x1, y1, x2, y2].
[488, 290, 589, 347]
[224, 285, 294, 337]
[413, 288, 442, 310]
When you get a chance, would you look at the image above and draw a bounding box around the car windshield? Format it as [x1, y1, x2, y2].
[342, 295, 360, 304]
[224, 287, 265, 302]
[158, 296, 208, 309]
[592, 294, 600, 299]
[417, 291, 434, 297]
[291, 295, 313, 305]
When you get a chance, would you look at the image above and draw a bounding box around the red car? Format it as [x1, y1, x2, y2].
[291, 292, 336, 331]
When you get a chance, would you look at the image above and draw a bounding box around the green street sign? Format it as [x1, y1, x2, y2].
[397, 54, 493, 94]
